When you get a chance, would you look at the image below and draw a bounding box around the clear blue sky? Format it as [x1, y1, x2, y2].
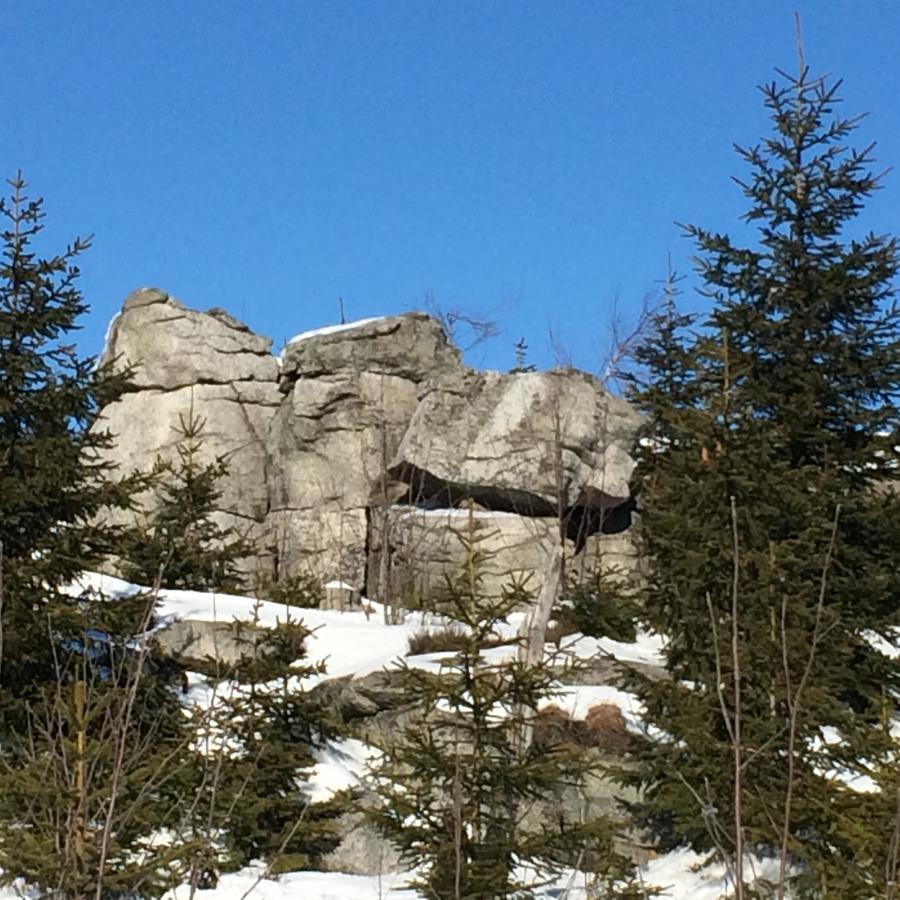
[5, 0, 899, 373]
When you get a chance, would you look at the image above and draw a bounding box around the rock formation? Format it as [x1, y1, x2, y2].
[94, 289, 281, 575]
[390, 366, 637, 516]
[268, 314, 459, 587]
[94, 289, 642, 598]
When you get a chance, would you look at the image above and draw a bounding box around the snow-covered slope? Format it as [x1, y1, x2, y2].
[32, 572, 873, 899]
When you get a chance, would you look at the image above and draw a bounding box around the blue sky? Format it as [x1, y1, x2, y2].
[5, 1, 899, 373]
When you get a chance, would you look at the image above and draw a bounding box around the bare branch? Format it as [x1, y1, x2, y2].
[776, 503, 841, 899]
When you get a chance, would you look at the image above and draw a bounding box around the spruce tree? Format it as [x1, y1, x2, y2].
[119, 407, 255, 592]
[0, 173, 144, 708]
[0, 174, 192, 895]
[626, 67, 900, 895]
[0, 594, 195, 896]
[184, 602, 344, 884]
[369, 508, 639, 898]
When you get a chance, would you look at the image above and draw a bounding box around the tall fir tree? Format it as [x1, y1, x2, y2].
[185, 605, 344, 883]
[116, 410, 342, 884]
[0, 173, 146, 707]
[0, 175, 194, 895]
[625, 67, 900, 895]
[0, 595, 197, 896]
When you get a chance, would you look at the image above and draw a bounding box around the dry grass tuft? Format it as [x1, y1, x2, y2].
[406, 626, 471, 656]
[584, 702, 629, 751]
[532, 704, 584, 752]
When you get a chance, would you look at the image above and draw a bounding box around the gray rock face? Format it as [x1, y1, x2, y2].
[310, 668, 651, 875]
[390, 368, 639, 516]
[370, 506, 561, 603]
[279, 313, 459, 385]
[320, 810, 403, 876]
[571, 528, 643, 586]
[93, 289, 281, 577]
[155, 619, 275, 668]
[368, 507, 644, 606]
[266, 315, 462, 586]
[96, 291, 642, 598]
[98, 381, 278, 521]
[102, 288, 277, 391]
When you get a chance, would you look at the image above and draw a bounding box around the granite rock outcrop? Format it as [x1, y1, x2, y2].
[95, 289, 642, 597]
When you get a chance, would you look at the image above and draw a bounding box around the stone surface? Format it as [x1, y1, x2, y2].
[320, 809, 403, 876]
[369, 506, 644, 606]
[279, 313, 459, 385]
[570, 528, 643, 586]
[370, 506, 561, 604]
[322, 582, 362, 611]
[92, 293, 655, 871]
[93, 290, 282, 577]
[155, 619, 275, 668]
[266, 315, 462, 587]
[102, 288, 277, 391]
[311, 668, 652, 874]
[97, 381, 278, 521]
[95, 292, 643, 598]
[310, 671, 413, 724]
[390, 367, 640, 516]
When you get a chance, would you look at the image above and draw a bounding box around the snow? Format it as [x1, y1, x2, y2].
[543, 683, 645, 730]
[864, 627, 900, 660]
[0, 852, 794, 900]
[301, 738, 375, 802]
[154, 850, 791, 898]
[42, 572, 890, 899]
[285, 317, 386, 347]
[324, 580, 356, 591]
[68, 572, 419, 685]
[393, 506, 538, 519]
[166, 868, 418, 899]
[639, 847, 784, 899]
[100, 310, 121, 356]
[567, 630, 667, 667]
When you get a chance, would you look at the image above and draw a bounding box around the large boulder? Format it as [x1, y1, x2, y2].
[389, 367, 639, 518]
[265, 314, 461, 587]
[93, 289, 281, 574]
[369, 506, 560, 604]
[370, 506, 644, 606]
[278, 312, 459, 385]
[101, 288, 276, 391]
[93, 294, 644, 602]
[155, 619, 278, 669]
[570, 528, 643, 586]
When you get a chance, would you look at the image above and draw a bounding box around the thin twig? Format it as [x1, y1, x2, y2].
[886, 787, 900, 900]
[729, 496, 745, 900]
[94, 568, 164, 897]
[674, 771, 737, 889]
[776, 503, 841, 899]
[0, 538, 4, 686]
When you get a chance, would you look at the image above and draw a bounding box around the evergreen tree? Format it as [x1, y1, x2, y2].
[511, 337, 536, 373]
[0, 174, 193, 895]
[369, 508, 638, 898]
[185, 602, 344, 883]
[0, 173, 144, 709]
[0, 591, 195, 896]
[119, 407, 255, 592]
[626, 67, 900, 895]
